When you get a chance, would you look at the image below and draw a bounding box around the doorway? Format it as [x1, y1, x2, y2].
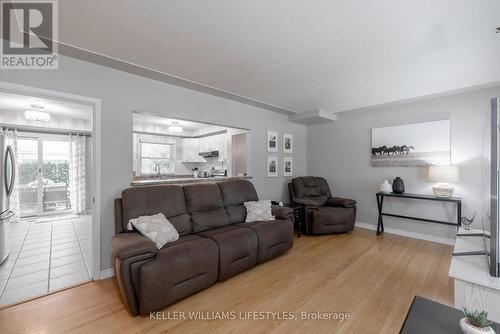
[0, 86, 99, 308]
[18, 136, 72, 218]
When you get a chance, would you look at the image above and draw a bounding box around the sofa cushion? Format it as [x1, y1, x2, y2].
[121, 185, 191, 235]
[138, 235, 219, 314]
[244, 200, 274, 222]
[198, 225, 258, 281]
[292, 177, 332, 199]
[218, 180, 259, 224]
[237, 220, 293, 263]
[128, 213, 179, 249]
[184, 183, 229, 232]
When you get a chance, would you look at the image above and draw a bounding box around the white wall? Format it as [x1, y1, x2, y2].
[0, 54, 307, 271]
[307, 86, 500, 242]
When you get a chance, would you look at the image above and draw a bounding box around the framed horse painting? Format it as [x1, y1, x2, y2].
[371, 120, 451, 167]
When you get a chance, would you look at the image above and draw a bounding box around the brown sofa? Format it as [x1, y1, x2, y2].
[289, 176, 357, 235]
[112, 179, 293, 315]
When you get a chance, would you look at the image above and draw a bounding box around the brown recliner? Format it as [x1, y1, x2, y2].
[112, 180, 293, 315]
[289, 176, 357, 235]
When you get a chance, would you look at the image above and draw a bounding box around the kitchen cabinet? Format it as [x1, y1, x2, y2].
[198, 135, 219, 153]
[182, 138, 204, 162]
[198, 133, 228, 161]
[198, 136, 209, 153]
[217, 133, 228, 161]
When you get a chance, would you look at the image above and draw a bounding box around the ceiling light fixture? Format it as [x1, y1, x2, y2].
[30, 104, 45, 109]
[168, 121, 183, 133]
[24, 110, 51, 122]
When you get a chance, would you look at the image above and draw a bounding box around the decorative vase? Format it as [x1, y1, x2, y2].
[392, 177, 405, 194]
[459, 318, 496, 334]
[380, 180, 392, 193]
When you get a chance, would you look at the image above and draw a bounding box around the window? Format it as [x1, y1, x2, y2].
[139, 141, 174, 175]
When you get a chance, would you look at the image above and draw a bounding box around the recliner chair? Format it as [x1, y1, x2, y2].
[289, 176, 357, 235]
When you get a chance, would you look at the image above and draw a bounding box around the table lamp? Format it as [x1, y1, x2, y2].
[428, 165, 459, 198]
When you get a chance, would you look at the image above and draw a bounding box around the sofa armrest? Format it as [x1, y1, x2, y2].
[272, 206, 293, 220]
[327, 197, 357, 208]
[112, 232, 158, 261]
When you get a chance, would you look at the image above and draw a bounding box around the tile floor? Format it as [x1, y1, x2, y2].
[0, 215, 92, 307]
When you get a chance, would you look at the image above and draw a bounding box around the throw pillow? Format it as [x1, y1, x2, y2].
[244, 200, 275, 222]
[128, 213, 179, 249]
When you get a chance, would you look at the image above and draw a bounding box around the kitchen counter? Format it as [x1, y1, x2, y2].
[131, 176, 252, 186]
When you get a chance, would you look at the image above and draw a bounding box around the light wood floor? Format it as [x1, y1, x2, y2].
[0, 228, 453, 334]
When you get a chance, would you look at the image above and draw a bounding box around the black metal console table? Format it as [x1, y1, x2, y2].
[376, 192, 462, 236]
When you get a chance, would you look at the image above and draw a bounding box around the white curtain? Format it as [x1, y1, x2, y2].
[69, 134, 86, 215]
[5, 129, 20, 222]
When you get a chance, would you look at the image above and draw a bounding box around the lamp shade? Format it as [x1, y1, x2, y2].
[428, 165, 459, 183]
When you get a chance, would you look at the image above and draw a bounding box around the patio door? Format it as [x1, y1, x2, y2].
[19, 136, 71, 217]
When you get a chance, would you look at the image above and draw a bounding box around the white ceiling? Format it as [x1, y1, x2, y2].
[0, 91, 92, 120]
[59, 0, 500, 114]
[133, 113, 220, 131]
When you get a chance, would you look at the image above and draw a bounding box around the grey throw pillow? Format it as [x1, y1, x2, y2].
[128, 213, 179, 249]
[244, 200, 275, 222]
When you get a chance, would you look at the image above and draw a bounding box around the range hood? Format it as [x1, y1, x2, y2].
[199, 150, 219, 158]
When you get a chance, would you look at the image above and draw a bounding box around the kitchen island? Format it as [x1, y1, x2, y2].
[131, 176, 252, 186]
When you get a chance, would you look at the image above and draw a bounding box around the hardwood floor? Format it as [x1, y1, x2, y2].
[0, 228, 454, 334]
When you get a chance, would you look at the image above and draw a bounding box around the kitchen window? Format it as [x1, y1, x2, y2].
[139, 141, 175, 175]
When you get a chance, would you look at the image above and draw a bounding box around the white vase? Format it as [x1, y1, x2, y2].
[459, 318, 495, 334]
[380, 180, 392, 193]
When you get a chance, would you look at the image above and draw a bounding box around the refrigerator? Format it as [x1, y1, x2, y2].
[0, 131, 15, 264]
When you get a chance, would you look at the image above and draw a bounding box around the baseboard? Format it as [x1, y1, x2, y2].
[100, 268, 114, 279]
[356, 221, 456, 246]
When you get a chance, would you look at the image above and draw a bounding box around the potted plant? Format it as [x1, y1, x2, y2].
[459, 307, 495, 334]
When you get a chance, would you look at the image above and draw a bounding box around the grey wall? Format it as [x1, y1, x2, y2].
[0, 55, 307, 271]
[307, 86, 500, 242]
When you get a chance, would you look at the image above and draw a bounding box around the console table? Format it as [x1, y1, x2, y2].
[376, 192, 462, 236]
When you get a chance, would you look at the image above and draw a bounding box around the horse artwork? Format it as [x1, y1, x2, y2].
[371, 120, 451, 167]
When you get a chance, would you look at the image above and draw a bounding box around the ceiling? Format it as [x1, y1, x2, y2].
[133, 113, 222, 131]
[0, 91, 92, 120]
[59, 1, 500, 114]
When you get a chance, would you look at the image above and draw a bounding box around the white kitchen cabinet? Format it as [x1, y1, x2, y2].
[217, 133, 228, 161]
[197, 133, 228, 161]
[182, 138, 204, 162]
[198, 135, 218, 152]
[198, 136, 209, 153]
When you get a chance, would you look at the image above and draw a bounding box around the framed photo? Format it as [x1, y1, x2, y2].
[283, 133, 293, 153]
[267, 131, 278, 152]
[371, 120, 451, 167]
[283, 157, 293, 176]
[267, 156, 278, 177]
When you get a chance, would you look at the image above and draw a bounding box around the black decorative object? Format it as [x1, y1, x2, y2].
[392, 177, 405, 194]
[461, 211, 477, 231]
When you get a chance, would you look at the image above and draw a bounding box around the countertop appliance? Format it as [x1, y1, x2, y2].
[210, 169, 227, 177]
[0, 132, 15, 265]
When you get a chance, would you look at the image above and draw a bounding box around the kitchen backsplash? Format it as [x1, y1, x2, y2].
[179, 156, 226, 174]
